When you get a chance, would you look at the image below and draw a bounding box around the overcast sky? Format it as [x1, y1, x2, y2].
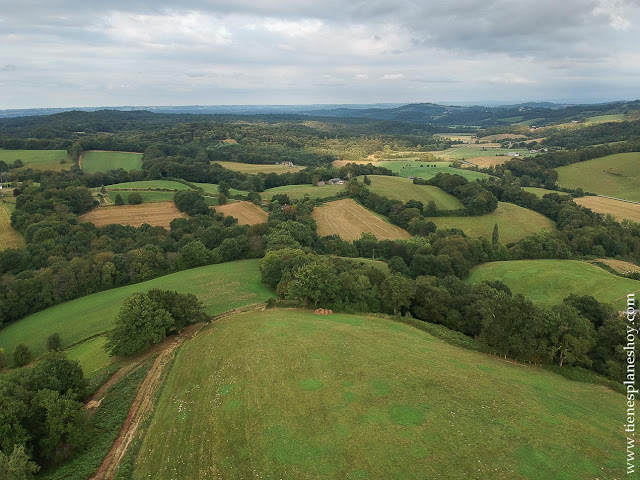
[1, 0, 639, 108]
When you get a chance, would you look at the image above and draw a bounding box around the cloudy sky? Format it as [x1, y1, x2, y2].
[1, 0, 639, 108]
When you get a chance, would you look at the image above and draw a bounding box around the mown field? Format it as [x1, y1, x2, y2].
[66, 336, 113, 379]
[214, 160, 304, 174]
[132, 308, 624, 479]
[0, 259, 274, 362]
[0, 149, 70, 170]
[427, 202, 555, 244]
[555, 152, 640, 201]
[357, 176, 463, 209]
[467, 259, 640, 307]
[214, 201, 268, 225]
[378, 161, 492, 181]
[313, 199, 412, 241]
[264, 183, 346, 200]
[574, 195, 640, 223]
[594, 258, 640, 274]
[79, 202, 187, 229]
[0, 202, 24, 250]
[80, 151, 143, 174]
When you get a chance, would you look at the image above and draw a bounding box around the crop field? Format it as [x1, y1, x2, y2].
[377, 161, 492, 181]
[357, 175, 463, 209]
[467, 259, 640, 307]
[522, 187, 559, 197]
[463, 155, 512, 167]
[214, 160, 304, 174]
[131, 308, 624, 479]
[0, 259, 273, 362]
[79, 202, 187, 229]
[264, 183, 346, 200]
[313, 199, 411, 241]
[214, 201, 268, 225]
[428, 202, 555, 244]
[555, 152, 640, 201]
[105, 180, 191, 191]
[0, 149, 70, 170]
[575, 196, 640, 223]
[0, 202, 24, 250]
[80, 150, 143, 173]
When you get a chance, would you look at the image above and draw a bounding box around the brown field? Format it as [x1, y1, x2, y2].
[213, 201, 268, 225]
[0, 202, 24, 250]
[464, 156, 511, 167]
[78, 202, 187, 229]
[575, 196, 640, 223]
[313, 198, 412, 241]
[594, 258, 640, 275]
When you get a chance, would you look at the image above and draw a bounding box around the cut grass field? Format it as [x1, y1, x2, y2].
[467, 259, 640, 307]
[378, 161, 493, 181]
[213, 201, 268, 225]
[555, 152, 640, 201]
[0, 202, 24, 250]
[80, 150, 143, 174]
[66, 336, 113, 379]
[463, 155, 511, 167]
[131, 308, 624, 479]
[313, 199, 411, 241]
[427, 202, 555, 244]
[0, 259, 274, 362]
[357, 175, 462, 209]
[574, 195, 640, 223]
[264, 183, 346, 200]
[79, 202, 187, 229]
[214, 160, 305, 174]
[0, 149, 70, 171]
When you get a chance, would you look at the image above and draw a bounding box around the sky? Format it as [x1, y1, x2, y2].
[1, 0, 639, 108]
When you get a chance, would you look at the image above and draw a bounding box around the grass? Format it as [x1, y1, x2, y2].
[213, 201, 268, 225]
[467, 259, 640, 307]
[555, 152, 640, 201]
[131, 308, 624, 479]
[574, 196, 640, 223]
[66, 336, 113, 379]
[190, 182, 248, 197]
[105, 191, 177, 204]
[214, 160, 304, 174]
[377, 161, 492, 181]
[436, 146, 534, 161]
[81, 151, 143, 174]
[357, 176, 462, 209]
[79, 202, 187, 229]
[0, 202, 24, 250]
[584, 114, 625, 124]
[337, 257, 390, 274]
[0, 149, 70, 171]
[0, 259, 274, 363]
[264, 183, 346, 200]
[105, 180, 191, 191]
[313, 199, 412, 241]
[427, 202, 555, 244]
[522, 187, 559, 197]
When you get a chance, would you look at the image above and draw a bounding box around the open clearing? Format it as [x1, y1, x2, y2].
[427, 202, 555, 244]
[0, 259, 273, 362]
[357, 175, 463, 209]
[575, 195, 640, 223]
[313, 198, 411, 241]
[555, 152, 640, 201]
[467, 259, 640, 306]
[131, 308, 624, 479]
[265, 183, 346, 200]
[0, 202, 24, 250]
[0, 149, 70, 170]
[80, 150, 143, 174]
[378, 161, 493, 181]
[214, 160, 305, 174]
[79, 202, 187, 229]
[214, 201, 268, 225]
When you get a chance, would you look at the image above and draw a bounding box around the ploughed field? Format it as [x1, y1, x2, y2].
[213, 201, 268, 225]
[79, 202, 187, 229]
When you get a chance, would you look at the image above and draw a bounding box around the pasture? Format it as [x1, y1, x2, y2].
[264, 183, 346, 200]
[0, 202, 24, 250]
[313, 199, 411, 241]
[66, 336, 113, 379]
[190, 182, 249, 197]
[357, 175, 462, 209]
[377, 161, 492, 181]
[105, 180, 190, 191]
[105, 191, 176, 204]
[435, 146, 533, 162]
[131, 308, 624, 479]
[584, 114, 625, 124]
[80, 151, 143, 174]
[555, 152, 640, 201]
[427, 202, 555, 244]
[79, 202, 187, 229]
[0, 149, 70, 170]
[574, 195, 640, 223]
[467, 259, 640, 307]
[0, 259, 274, 362]
[214, 201, 268, 225]
[214, 160, 304, 174]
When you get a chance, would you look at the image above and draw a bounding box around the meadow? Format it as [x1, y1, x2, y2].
[377, 161, 492, 181]
[214, 160, 304, 174]
[467, 259, 640, 307]
[264, 183, 346, 200]
[80, 151, 143, 174]
[0, 149, 70, 170]
[214, 201, 268, 225]
[574, 195, 640, 223]
[79, 202, 187, 229]
[313, 199, 412, 241]
[132, 308, 624, 479]
[555, 152, 640, 201]
[0, 202, 24, 250]
[0, 259, 274, 362]
[357, 175, 462, 209]
[427, 202, 555, 244]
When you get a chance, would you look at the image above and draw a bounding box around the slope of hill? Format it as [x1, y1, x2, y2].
[358, 175, 463, 209]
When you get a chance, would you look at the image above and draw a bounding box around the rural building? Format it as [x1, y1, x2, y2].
[507, 152, 520, 157]
[328, 178, 344, 185]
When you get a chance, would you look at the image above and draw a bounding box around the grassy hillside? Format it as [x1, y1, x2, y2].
[0, 259, 274, 361]
[467, 259, 640, 306]
[427, 202, 555, 244]
[105, 180, 191, 191]
[378, 161, 492, 181]
[358, 175, 463, 209]
[0, 149, 70, 170]
[80, 151, 143, 174]
[0, 202, 24, 250]
[190, 182, 248, 197]
[105, 191, 177, 204]
[214, 160, 304, 174]
[132, 308, 624, 479]
[264, 183, 346, 200]
[555, 152, 640, 201]
[522, 187, 559, 197]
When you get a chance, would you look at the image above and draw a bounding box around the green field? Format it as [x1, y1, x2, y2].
[81, 151, 143, 174]
[105, 180, 191, 191]
[357, 175, 463, 209]
[264, 183, 346, 200]
[584, 114, 625, 124]
[191, 182, 249, 197]
[0, 149, 70, 171]
[555, 152, 640, 201]
[436, 147, 534, 161]
[522, 187, 559, 197]
[467, 259, 640, 306]
[378, 161, 493, 181]
[214, 160, 304, 174]
[106, 191, 176, 204]
[66, 336, 113, 379]
[0, 259, 274, 363]
[427, 202, 555, 244]
[132, 308, 624, 479]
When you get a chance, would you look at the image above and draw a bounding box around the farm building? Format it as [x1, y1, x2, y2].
[507, 152, 520, 157]
[328, 178, 344, 185]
